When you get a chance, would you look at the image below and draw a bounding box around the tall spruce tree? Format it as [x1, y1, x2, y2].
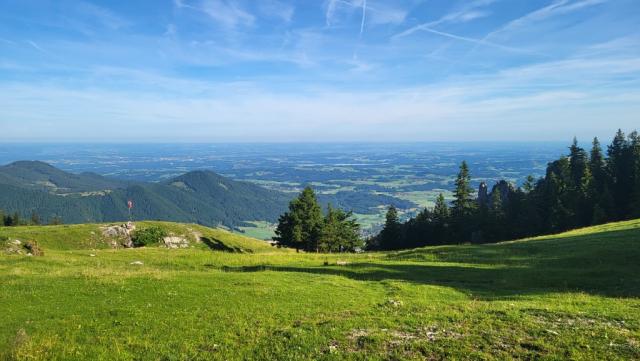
[629, 131, 640, 217]
[273, 186, 323, 252]
[607, 129, 630, 219]
[452, 161, 475, 218]
[451, 161, 477, 242]
[379, 205, 401, 250]
[590, 137, 606, 189]
[433, 193, 450, 221]
[569, 137, 588, 187]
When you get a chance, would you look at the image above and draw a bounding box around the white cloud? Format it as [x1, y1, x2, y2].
[2, 51, 638, 142]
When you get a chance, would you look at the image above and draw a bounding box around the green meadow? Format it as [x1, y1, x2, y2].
[1, 220, 639, 360]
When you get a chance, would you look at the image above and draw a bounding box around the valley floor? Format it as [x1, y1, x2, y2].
[1, 220, 640, 360]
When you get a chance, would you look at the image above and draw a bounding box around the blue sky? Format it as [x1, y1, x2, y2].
[0, 0, 639, 142]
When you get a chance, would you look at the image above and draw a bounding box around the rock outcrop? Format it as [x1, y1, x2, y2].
[163, 236, 190, 249]
[101, 222, 136, 248]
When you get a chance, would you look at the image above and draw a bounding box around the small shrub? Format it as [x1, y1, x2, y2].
[132, 226, 168, 247]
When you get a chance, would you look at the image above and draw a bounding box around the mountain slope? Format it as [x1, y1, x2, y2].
[0, 161, 128, 193]
[0, 161, 290, 228]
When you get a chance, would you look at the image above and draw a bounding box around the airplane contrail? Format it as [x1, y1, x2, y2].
[360, 0, 367, 36]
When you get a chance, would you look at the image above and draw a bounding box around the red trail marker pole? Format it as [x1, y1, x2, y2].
[127, 200, 133, 222]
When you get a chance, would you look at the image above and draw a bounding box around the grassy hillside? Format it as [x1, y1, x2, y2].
[0, 221, 274, 253]
[0, 220, 639, 360]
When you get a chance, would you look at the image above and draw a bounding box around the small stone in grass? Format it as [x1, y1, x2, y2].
[130, 261, 144, 265]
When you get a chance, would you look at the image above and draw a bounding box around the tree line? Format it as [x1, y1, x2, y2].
[370, 129, 640, 250]
[0, 209, 63, 227]
[273, 187, 363, 252]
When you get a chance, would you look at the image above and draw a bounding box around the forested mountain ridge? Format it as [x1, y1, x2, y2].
[0, 161, 290, 228]
[0, 160, 129, 193]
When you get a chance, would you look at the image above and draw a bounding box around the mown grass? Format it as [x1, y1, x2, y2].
[1, 220, 639, 360]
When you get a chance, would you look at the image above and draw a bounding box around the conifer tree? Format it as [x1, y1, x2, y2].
[629, 131, 640, 217]
[590, 137, 606, 188]
[433, 193, 450, 221]
[273, 186, 323, 252]
[379, 205, 401, 250]
[11, 212, 20, 226]
[486, 189, 506, 241]
[568, 138, 588, 186]
[452, 161, 476, 219]
[30, 211, 41, 225]
[319, 204, 340, 252]
[607, 129, 630, 219]
[451, 161, 477, 242]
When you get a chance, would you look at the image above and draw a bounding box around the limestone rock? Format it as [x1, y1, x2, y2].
[163, 236, 190, 249]
[101, 222, 136, 248]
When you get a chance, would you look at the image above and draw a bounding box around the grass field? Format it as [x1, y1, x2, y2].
[1, 220, 639, 360]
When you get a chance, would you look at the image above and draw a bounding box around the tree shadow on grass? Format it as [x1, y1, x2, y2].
[220, 229, 640, 299]
[201, 236, 247, 253]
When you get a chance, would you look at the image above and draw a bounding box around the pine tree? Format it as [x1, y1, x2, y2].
[629, 131, 640, 217]
[451, 161, 477, 242]
[0, 209, 4, 227]
[486, 189, 506, 242]
[335, 209, 362, 252]
[607, 129, 630, 219]
[11, 212, 21, 226]
[590, 137, 606, 189]
[452, 161, 476, 219]
[568, 137, 588, 188]
[379, 205, 401, 250]
[433, 193, 450, 221]
[431, 193, 451, 244]
[30, 211, 41, 225]
[319, 204, 340, 252]
[273, 187, 323, 252]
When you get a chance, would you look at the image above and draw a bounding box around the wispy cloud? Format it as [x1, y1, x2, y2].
[75, 1, 130, 30]
[325, 0, 407, 29]
[2, 49, 638, 142]
[178, 0, 255, 29]
[485, 0, 608, 40]
[394, 0, 496, 39]
[396, 26, 533, 54]
[360, 0, 367, 35]
[258, 0, 295, 23]
[26, 40, 47, 54]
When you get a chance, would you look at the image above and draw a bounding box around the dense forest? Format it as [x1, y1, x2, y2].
[369, 129, 640, 250]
